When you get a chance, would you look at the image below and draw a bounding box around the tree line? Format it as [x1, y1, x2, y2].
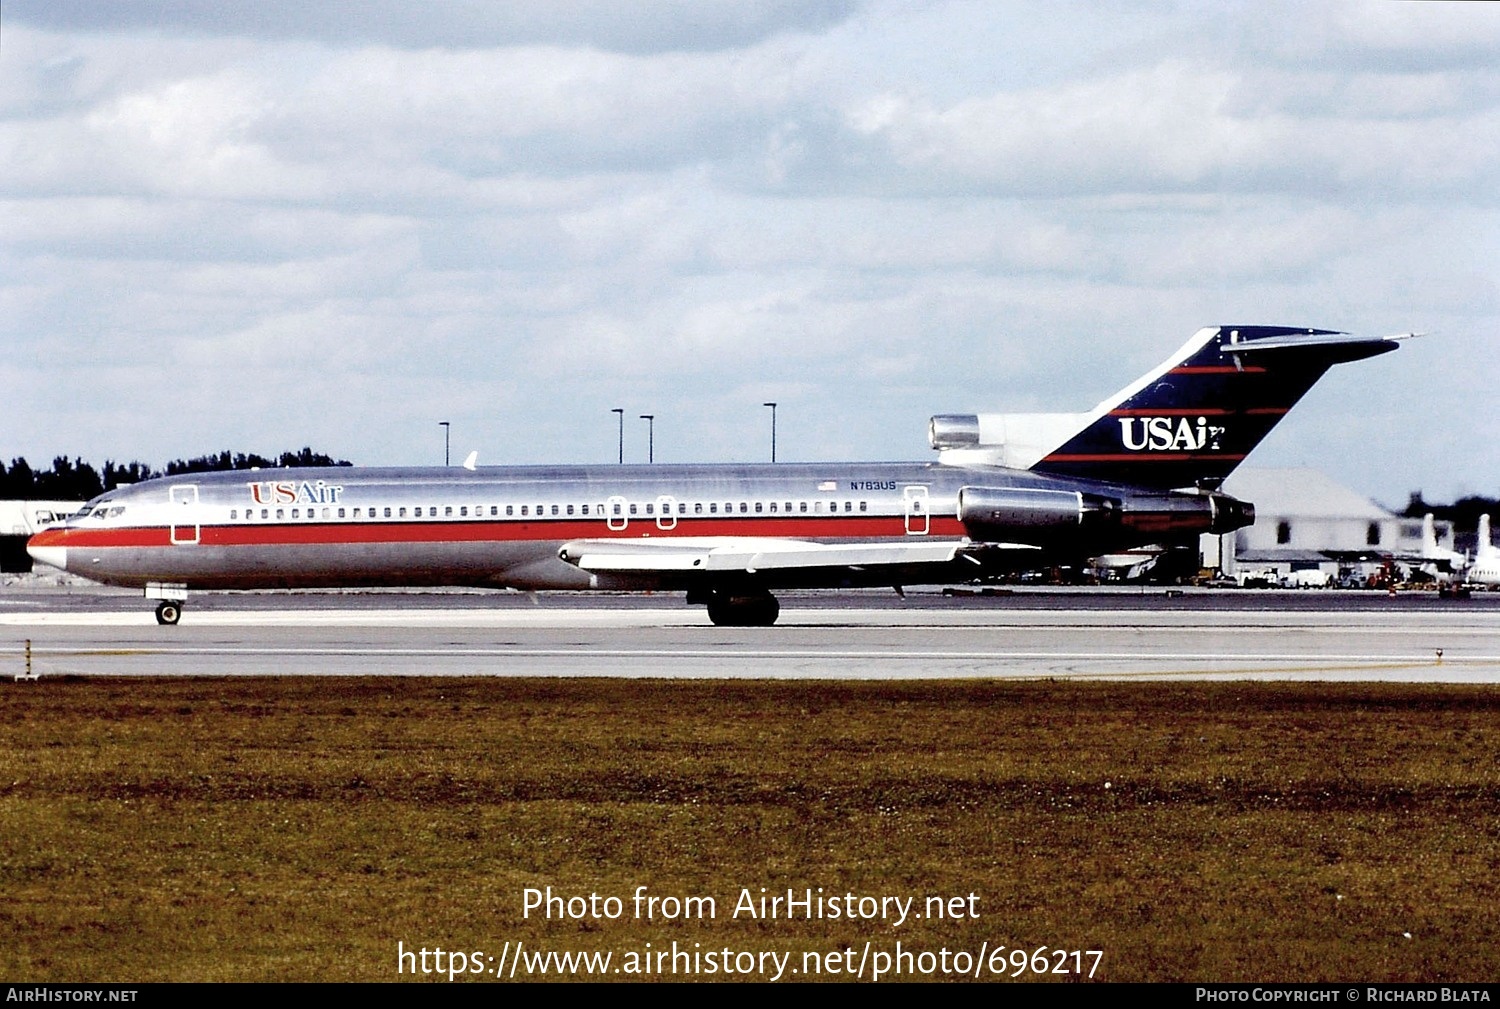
[1, 449, 352, 502]
[1400, 492, 1500, 535]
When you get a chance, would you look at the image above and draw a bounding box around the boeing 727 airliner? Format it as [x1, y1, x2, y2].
[28, 326, 1405, 625]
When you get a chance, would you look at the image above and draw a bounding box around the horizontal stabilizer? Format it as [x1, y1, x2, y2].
[1220, 331, 1417, 354]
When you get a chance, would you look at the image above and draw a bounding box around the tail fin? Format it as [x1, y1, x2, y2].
[1422, 513, 1439, 556]
[1479, 514, 1494, 559]
[1027, 326, 1401, 490]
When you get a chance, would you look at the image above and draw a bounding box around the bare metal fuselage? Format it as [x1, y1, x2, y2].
[28, 460, 1176, 593]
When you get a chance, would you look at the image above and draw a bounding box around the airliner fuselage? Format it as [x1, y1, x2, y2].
[31, 460, 1215, 591]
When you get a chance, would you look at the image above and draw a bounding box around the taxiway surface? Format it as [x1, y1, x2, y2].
[3, 585, 1498, 681]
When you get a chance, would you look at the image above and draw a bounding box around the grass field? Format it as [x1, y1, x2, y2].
[1, 677, 1497, 982]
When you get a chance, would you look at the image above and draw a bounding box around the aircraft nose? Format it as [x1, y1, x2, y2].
[26, 534, 69, 571]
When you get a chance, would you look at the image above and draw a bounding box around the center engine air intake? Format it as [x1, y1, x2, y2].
[957, 486, 1119, 540]
[929, 415, 981, 450]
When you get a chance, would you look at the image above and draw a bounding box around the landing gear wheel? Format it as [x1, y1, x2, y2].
[155, 601, 182, 626]
[706, 590, 780, 627]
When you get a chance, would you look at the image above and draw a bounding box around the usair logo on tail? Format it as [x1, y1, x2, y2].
[1119, 417, 1226, 452]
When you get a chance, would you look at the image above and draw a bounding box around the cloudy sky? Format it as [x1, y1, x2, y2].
[2, 1, 1496, 505]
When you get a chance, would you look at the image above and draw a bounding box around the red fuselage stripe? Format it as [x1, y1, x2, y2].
[32, 515, 968, 549]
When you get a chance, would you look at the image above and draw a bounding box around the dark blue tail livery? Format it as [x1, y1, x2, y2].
[1030, 326, 1400, 490]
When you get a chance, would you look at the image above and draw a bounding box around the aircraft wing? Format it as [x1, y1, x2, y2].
[557, 537, 974, 575]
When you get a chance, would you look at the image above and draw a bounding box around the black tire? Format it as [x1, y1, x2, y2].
[706, 591, 780, 627]
[155, 601, 181, 626]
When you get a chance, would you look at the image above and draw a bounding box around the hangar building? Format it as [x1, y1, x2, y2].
[1204, 468, 1453, 584]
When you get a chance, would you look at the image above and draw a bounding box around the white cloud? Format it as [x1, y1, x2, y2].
[843, 59, 1500, 201]
[9, 1, 863, 54]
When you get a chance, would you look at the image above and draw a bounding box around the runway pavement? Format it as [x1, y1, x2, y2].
[3, 584, 1498, 681]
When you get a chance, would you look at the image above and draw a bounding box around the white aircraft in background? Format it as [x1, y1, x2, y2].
[1401, 513, 1468, 583]
[1467, 514, 1500, 588]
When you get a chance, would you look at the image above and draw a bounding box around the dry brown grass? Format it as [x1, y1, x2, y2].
[1, 677, 1497, 982]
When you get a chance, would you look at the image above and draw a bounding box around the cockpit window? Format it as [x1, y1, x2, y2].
[74, 506, 94, 519]
[107, 506, 126, 518]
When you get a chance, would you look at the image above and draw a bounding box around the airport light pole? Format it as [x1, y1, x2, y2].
[439, 421, 450, 467]
[611, 408, 624, 464]
[640, 414, 654, 464]
[763, 402, 777, 463]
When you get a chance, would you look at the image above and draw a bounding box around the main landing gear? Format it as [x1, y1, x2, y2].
[147, 583, 188, 626]
[702, 588, 781, 627]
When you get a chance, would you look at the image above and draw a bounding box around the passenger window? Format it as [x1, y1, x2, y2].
[612, 503, 621, 516]
[506, 505, 514, 516]
[581, 504, 589, 516]
[230, 509, 238, 520]
[384, 507, 393, 518]
[444, 506, 452, 516]
[276, 509, 285, 519]
[860, 501, 867, 512]
[695, 503, 703, 514]
[551, 505, 559, 516]
[755, 502, 763, 513]
[678, 503, 686, 514]
[645, 503, 654, 516]
[709, 503, 718, 514]
[322, 508, 330, 518]
[521, 505, 529, 516]
[567, 504, 575, 516]
[769, 502, 777, 513]
[629, 503, 638, 515]
[799, 502, 807, 513]
[460, 506, 467, 517]
[292, 508, 300, 519]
